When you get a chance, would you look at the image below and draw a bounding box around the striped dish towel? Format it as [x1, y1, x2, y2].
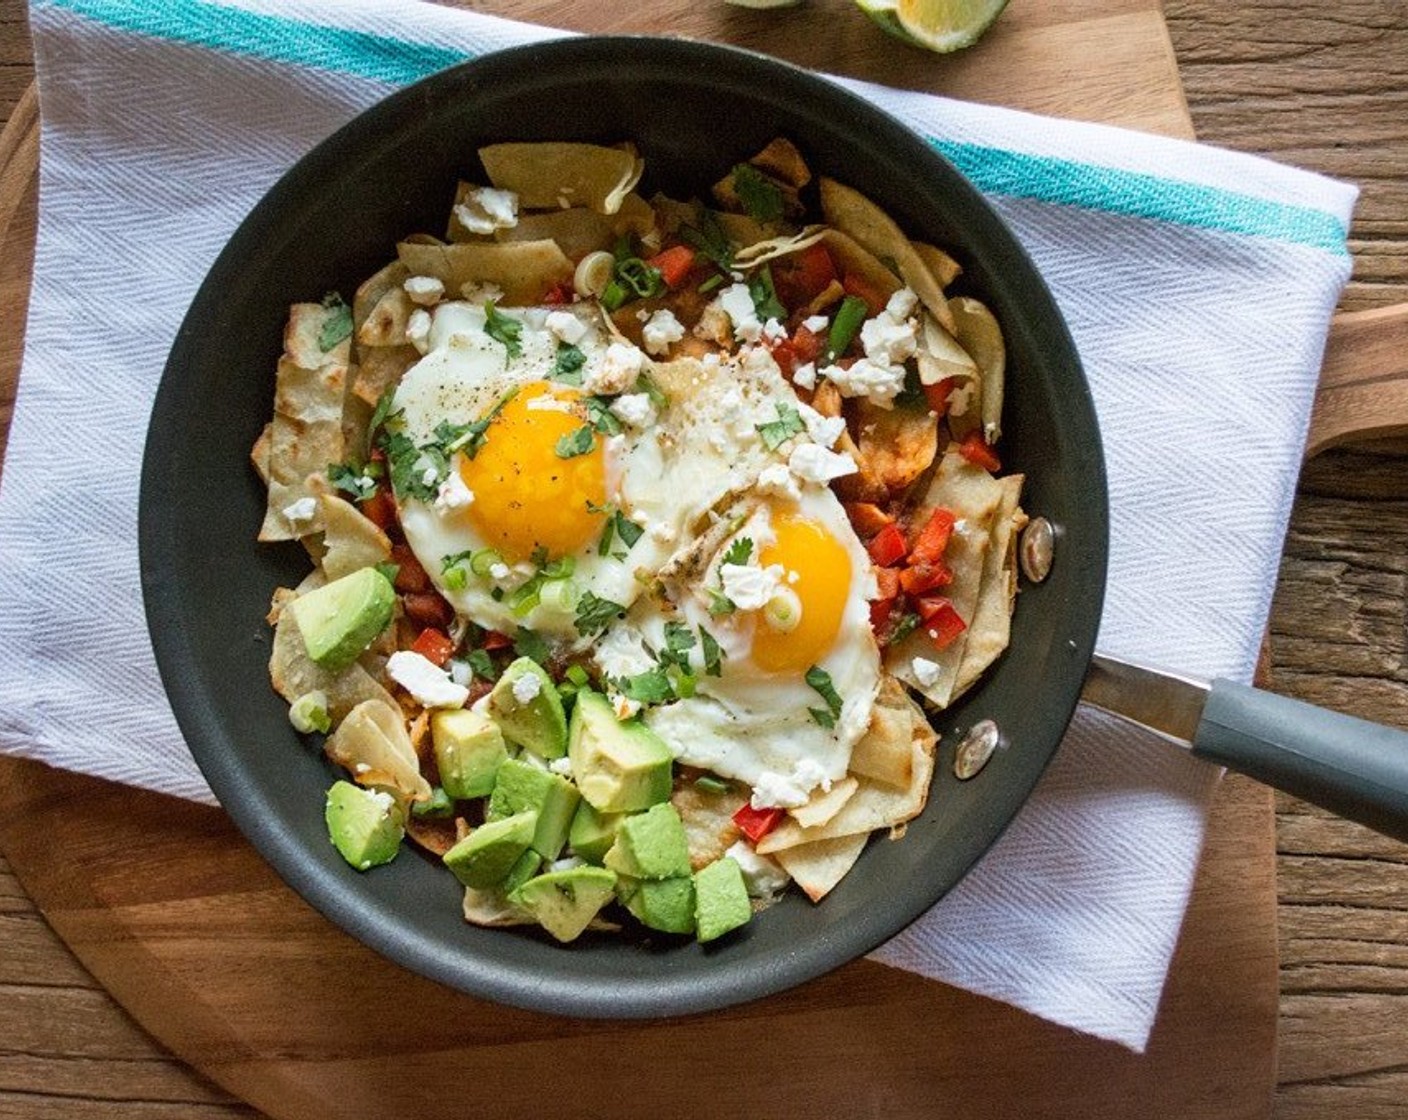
[0, 0, 1356, 1051]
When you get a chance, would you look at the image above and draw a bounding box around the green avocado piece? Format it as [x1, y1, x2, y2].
[410, 786, 455, 820]
[603, 803, 691, 880]
[616, 874, 696, 935]
[289, 567, 395, 671]
[431, 708, 508, 799]
[693, 857, 752, 943]
[510, 866, 618, 943]
[488, 657, 568, 759]
[441, 810, 538, 889]
[324, 780, 404, 871]
[501, 849, 543, 896]
[567, 689, 673, 813]
[568, 800, 624, 865]
[487, 758, 581, 860]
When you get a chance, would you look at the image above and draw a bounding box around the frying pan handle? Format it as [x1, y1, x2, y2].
[1195, 680, 1408, 843]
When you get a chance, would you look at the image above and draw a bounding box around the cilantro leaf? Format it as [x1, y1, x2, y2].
[318, 293, 353, 352]
[805, 665, 844, 729]
[613, 669, 674, 705]
[584, 396, 624, 436]
[449, 388, 518, 461]
[699, 627, 724, 677]
[514, 627, 550, 667]
[614, 511, 644, 549]
[747, 265, 787, 323]
[368, 385, 400, 441]
[466, 648, 497, 682]
[556, 424, 596, 459]
[756, 401, 806, 451]
[574, 591, 626, 637]
[681, 209, 734, 272]
[483, 301, 523, 359]
[706, 588, 736, 617]
[660, 621, 696, 671]
[732, 163, 785, 223]
[634, 372, 669, 410]
[380, 430, 438, 502]
[327, 462, 377, 502]
[722, 536, 754, 567]
[551, 342, 587, 386]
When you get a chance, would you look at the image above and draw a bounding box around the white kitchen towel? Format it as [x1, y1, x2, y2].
[0, 0, 1356, 1052]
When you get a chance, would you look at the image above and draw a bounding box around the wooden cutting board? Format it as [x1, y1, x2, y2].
[0, 1, 1315, 1116]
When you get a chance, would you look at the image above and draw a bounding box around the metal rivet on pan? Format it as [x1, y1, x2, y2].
[954, 719, 1001, 780]
[1019, 517, 1054, 584]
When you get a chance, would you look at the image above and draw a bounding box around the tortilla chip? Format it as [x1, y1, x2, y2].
[948, 296, 1006, 444]
[354, 261, 410, 337]
[672, 778, 747, 871]
[283, 301, 351, 370]
[356, 284, 413, 348]
[269, 602, 397, 725]
[319, 493, 391, 582]
[479, 141, 642, 215]
[251, 421, 272, 486]
[952, 477, 1027, 700]
[820, 229, 901, 304]
[819, 177, 955, 333]
[853, 397, 939, 496]
[790, 777, 859, 829]
[849, 676, 920, 789]
[772, 833, 868, 902]
[495, 206, 616, 260]
[916, 311, 979, 395]
[462, 886, 534, 928]
[733, 225, 828, 268]
[325, 698, 433, 805]
[748, 137, 812, 190]
[396, 239, 573, 307]
[913, 241, 963, 289]
[259, 354, 347, 541]
[715, 210, 787, 251]
[352, 344, 418, 412]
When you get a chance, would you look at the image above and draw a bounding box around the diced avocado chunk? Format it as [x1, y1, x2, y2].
[694, 857, 752, 943]
[501, 849, 543, 896]
[567, 689, 673, 813]
[510, 866, 618, 943]
[442, 810, 538, 889]
[411, 786, 455, 819]
[616, 874, 696, 935]
[603, 803, 691, 880]
[488, 657, 568, 759]
[431, 708, 508, 799]
[324, 780, 403, 871]
[487, 758, 580, 860]
[569, 800, 624, 865]
[289, 567, 395, 670]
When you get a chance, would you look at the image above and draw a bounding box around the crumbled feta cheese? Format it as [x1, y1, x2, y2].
[545, 309, 588, 346]
[549, 756, 574, 778]
[886, 287, 919, 319]
[386, 651, 470, 709]
[750, 770, 810, 810]
[613, 693, 642, 721]
[802, 314, 830, 334]
[820, 357, 907, 407]
[762, 318, 788, 342]
[420, 464, 439, 488]
[403, 275, 444, 306]
[448, 659, 474, 687]
[489, 562, 511, 581]
[434, 470, 474, 513]
[791, 361, 817, 390]
[282, 496, 318, 529]
[860, 311, 919, 368]
[584, 341, 645, 396]
[460, 280, 504, 305]
[797, 401, 845, 449]
[724, 840, 791, 898]
[454, 186, 518, 234]
[406, 307, 432, 354]
[788, 442, 859, 485]
[756, 463, 801, 501]
[550, 856, 585, 873]
[609, 392, 655, 429]
[719, 562, 785, 611]
[718, 282, 763, 343]
[511, 671, 542, 704]
[911, 656, 942, 687]
[641, 308, 685, 355]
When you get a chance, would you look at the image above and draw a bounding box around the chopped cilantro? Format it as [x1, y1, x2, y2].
[599, 508, 645, 557]
[318, 293, 353, 352]
[574, 591, 626, 636]
[327, 462, 377, 502]
[756, 401, 807, 451]
[660, 621, 696, 670]
[514, 627, 550, 667]
[731, 163, 785, 223]
[681, 209, 734, 272]
[706, 588, 737, 617]
[483, 301, 523, 358]
[634, 371, 669, 410]
[381, 430, 437, 502]
[613, 668, 674, 704]
[373, 561, 399, 585]
[466, 648, 497, 682]
[747, 265, 787, 323]
[551, 342, 587, 385]
[721, 536, 754, 567]
[805, 665, 844, 729]
[584, 396, 624, 436]
[889, 611, 921, 644]
[556, 424, 596, 459]
[368, 385, 399, 440]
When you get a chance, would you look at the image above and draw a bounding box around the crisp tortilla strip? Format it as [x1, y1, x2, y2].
[748, 137, 812, 190]
[819, 177, 955, 333]
[251, 421, 272, 486]
[319, 493, 391, 582]
[854, 397, 938, 496]
[948, 296, 1006, 444]
[952, 477, 1027, 700]
[283, 301, 351, 370]
[733, 225, 828, 268]
[496, 206, 615, 259]
[672, 778, 747, 871]
[790, 777, 859, 829]
[715, 210, 786, 252]
[913, 241, 963, 289]
[821, 229, 901, 304]
[758, 718, 937, 854]
[353, 344, 418, 412]
[325, 698, 433, 805]
[462, 886, 534, 927]
[884, 452, 1003, 708]
[259, 354, 347, 541]
[479, 141, 642, 215]
[916, 311, 978, 392]
[357, 285, 412, 348]
[849, 676, 920, 789]
[772, 833, 868, 903]
[354, 261, 410, 336]
[269, 602, 397, 725]
[396, 239, 573, 307]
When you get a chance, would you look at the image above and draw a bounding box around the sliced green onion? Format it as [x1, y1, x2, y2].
[470, 548, 503, 577]
[694, 775, 730, 795]
[565, 664, 591, 687]
[600, 279, 629, 312]
[763, 587, 803, 634]
[826, 295, 869, 361]
[288, 691, 331, 735]
[442, 565, 468, 592]
[537, 578, 580, 617]
[574, 250, 616, 298]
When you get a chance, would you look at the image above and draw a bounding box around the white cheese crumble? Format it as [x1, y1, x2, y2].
[749, 760, 832, 811]
[584, 341, 646, 396]
[796, 401, 846, 449]
[454, 186, 518, 235]
[724, 840, 791, 898]
[911, 656, 942, 688]
[549, 756, 574, 778]
[718, 282, 763, 343]
[802, 314, 830, 334]
[406, 307, 433, 354]
[613, 693, 643, 721]
[641, 308, 685, 355]
[608, 392, 655, 429]
[511, 671, 542, 704]
[282, 496, 318, 529]
[545, 308, 589, 346]
[433, 470, 474, 513]
[788, 442, 859, 485]
[791, 361, 817, 390]
[820, 356, 907, 407]
[386, 650, 470, 709]
[403, 275, 445, 306]
[756, 462, 801, 501]
[448, 659, 474, 688]
[719, 562, 785, 611]
[489, 562, 511, 581]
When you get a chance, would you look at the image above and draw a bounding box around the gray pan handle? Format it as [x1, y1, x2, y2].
[1195, 680, 1408, 843]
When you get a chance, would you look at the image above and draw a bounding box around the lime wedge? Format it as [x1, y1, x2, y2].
[856, 0, 1008, 52]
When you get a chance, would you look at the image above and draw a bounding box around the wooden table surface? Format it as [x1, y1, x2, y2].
[0, 1, 1405, 1118]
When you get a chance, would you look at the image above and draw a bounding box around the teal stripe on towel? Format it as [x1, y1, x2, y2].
[40, 0, 1349, 256]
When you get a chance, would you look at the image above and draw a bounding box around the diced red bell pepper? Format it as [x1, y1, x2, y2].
[923, 376, 957, 415]
[916, 596, 967, 651]
[958, 429, 1001, 473]
[390, 542, 431, 593]
[480, 630, 513, 651]
[733, 803, 787, 844]
[900, 561, 955, 596]
[403, 590, 454, 631]
[411, 627, 456, 667]
[869, 597, 896, 634]
[866, 522, 908, 567]
[790, 323, 822, 364]
[908, 507, 957, 567]
[869, 567, 901, 632]
[646, 244, 698, 290]
[772, 242, 837, 310]
[360, 487, 398, 532]
[841, 271, 887, 317]
[541, 282, 573, 305]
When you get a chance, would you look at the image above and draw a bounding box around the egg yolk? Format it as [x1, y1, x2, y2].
[751, 514, 852, 674]
[458, 381, 607, 562]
